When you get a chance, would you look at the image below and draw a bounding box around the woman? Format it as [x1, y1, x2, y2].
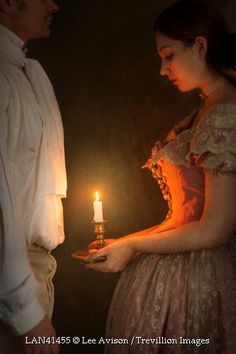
[87, 1, 236, 353]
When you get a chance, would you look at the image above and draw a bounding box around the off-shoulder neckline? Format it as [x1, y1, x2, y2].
[164, 101, 236, 143]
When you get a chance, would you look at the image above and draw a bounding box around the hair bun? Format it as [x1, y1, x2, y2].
[227, 32, 236, 45]
[220, 33, 236, 67]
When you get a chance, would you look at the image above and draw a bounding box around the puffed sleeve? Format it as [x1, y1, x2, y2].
[189, 104, 236, 173]
[0, 72, 44, 335]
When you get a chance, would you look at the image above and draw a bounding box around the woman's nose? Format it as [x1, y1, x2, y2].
[160, 61, 168, 76]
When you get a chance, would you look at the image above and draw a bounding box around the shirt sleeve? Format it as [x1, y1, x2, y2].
[0, 72, 45, 335]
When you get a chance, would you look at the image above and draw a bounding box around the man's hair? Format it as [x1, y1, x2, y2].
[16, 0, 26, 10]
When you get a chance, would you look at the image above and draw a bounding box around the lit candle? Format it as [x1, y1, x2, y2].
[93, 192, 104, 222]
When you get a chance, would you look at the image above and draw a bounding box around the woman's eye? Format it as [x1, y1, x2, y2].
[165, 54, 173, 62]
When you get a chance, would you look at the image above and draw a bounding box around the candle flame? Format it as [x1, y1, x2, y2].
[95, 191, 100, 201]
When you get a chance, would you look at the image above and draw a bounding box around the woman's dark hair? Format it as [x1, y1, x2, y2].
[154, 0, 236, 85]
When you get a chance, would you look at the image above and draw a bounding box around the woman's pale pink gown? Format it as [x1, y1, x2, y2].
[105, 103, 236, 354]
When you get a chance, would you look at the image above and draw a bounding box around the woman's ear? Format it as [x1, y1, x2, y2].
[195, 36, 208, 59]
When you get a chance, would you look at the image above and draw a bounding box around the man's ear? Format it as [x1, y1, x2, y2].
[0, 0, 14, 14]
[195, 36, 208, 59]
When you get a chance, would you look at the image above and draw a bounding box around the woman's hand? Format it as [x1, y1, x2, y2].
[87, 238, 116, 250]
[85, 238, 135, 273]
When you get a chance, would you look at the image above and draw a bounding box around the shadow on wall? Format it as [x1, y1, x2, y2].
[27, 0, 234, 353]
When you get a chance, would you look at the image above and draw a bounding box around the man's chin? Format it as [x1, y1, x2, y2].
[42, 27, 51, 37]
[33, 29, 51, 40]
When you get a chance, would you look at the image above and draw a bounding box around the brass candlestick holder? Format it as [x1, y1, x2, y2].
[91, 220, 107, 249]
[72, 220, 107, 263]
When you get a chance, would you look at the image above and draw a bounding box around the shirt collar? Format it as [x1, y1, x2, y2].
[0, 24, 27, 67]
[0, 24, 24, 49]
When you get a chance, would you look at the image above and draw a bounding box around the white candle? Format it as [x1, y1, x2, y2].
[93, 191, 104, 222]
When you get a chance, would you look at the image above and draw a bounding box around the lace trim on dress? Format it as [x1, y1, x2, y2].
[149, 163, 173, 220]
[189, 104, 236, 172]
[145, 103, 236, 174]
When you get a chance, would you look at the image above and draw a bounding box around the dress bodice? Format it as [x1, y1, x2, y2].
[152, 160, 205, 227]
[145, 103, 236, 228]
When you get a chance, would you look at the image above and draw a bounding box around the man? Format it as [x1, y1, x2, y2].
[0, 1, 67, 353]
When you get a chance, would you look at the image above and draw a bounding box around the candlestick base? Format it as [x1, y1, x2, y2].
[72, 220, 107, 263]
[91, 220, 107, 249]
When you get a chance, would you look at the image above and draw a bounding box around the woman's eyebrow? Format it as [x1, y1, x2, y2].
[158, 45, 170, 54]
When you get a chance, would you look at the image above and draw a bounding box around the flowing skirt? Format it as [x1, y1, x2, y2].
[105, 241, 236, 354]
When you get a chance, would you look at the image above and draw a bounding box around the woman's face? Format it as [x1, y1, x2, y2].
[156, 32, 207, 92]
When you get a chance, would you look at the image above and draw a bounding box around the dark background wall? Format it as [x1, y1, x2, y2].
[28, 1, 236, 353]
